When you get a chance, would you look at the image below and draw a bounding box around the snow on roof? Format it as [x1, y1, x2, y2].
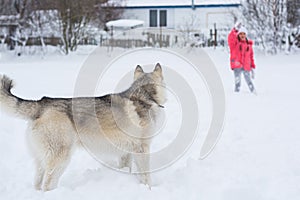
[113, 0, 240, 7]
[106, 19, 144, 29]
[0, 15, 20, 25]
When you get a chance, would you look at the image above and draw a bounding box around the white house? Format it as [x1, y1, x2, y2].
[119, 0, 240, 33]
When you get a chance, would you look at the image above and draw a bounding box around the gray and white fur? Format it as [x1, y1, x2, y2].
[0, 63, 166, 191]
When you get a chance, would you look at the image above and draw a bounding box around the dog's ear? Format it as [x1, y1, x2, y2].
[153, 63, 162, 76]
[134, 65, 144, 80]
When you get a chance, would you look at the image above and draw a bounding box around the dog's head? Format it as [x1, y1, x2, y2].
[132, 63, 166, 107]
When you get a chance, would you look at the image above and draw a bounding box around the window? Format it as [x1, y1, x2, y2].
[149, 10, 167, 27]
[159, 10, 167, 27]
[150, 10, 158, 27]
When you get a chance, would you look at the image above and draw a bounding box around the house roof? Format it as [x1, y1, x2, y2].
[115, 0, 240, 8]
[106, 19, 144, 29]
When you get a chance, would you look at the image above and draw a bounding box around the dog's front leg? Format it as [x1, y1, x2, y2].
[133, 142, 151, 189]
[34, 159, 45, 190]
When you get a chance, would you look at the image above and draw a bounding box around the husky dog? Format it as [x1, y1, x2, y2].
[0, 63, 166, 191]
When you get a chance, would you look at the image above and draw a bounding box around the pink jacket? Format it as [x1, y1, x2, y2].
[228, 28, 256, 71]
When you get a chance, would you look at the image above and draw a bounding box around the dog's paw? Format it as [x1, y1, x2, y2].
[139, 173, 152, 189]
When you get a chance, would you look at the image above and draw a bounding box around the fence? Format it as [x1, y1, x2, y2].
[0, 36, 100, 50]
[0, 27, 234, 49]
[100, 27, 176, 48]
[100, 27, 230, 48]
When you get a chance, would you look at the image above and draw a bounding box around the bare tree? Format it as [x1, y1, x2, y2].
[240, 0, 288, 53]
[1, 0, 125, 54]
[31, 0, 100, 54]
[30, 0, 124, 54]
[0, 0, 34, 51]
[0, 0, 17, 15]
[287, 0, 300, 26]
[178, 14, 202, 47]
[0, 0, 33, 28]
[96, 0, 125, 29]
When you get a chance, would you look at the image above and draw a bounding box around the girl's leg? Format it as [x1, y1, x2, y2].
[233, 68, 242, 92]
[243, 70, 255, 93]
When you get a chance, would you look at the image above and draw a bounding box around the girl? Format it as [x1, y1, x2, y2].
[228, 23, 256, 93]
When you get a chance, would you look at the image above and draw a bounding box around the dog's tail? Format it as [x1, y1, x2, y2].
[0, 75, 40, 120]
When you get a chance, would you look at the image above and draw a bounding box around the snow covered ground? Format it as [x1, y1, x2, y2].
[0, 46, 300, 200]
